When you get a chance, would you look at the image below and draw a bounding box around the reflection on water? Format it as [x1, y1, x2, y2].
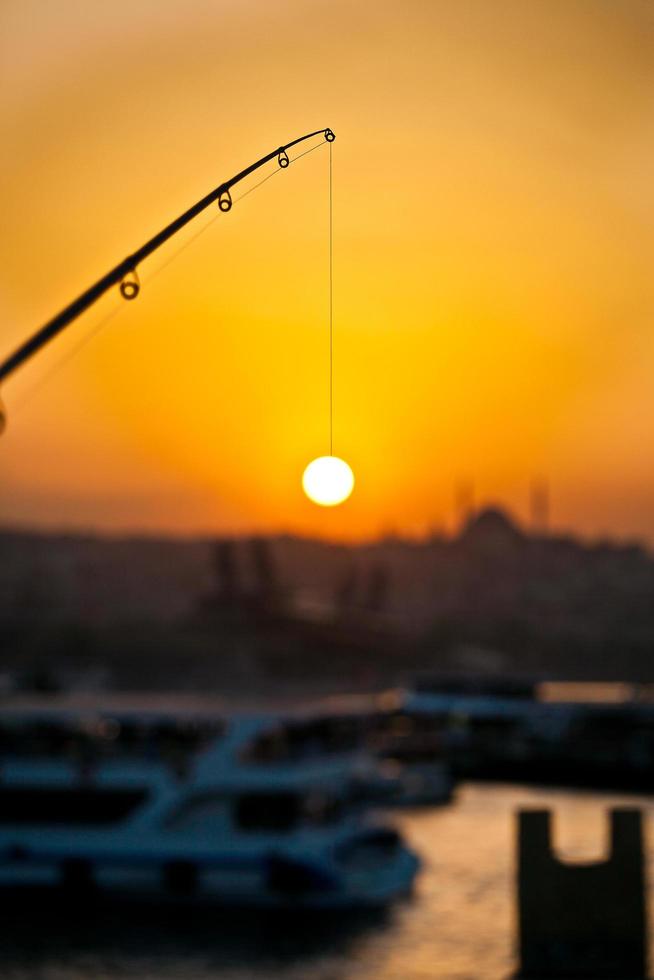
[2, 784, 654, 980]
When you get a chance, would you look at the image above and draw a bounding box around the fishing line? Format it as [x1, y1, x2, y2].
[328, 139, 333, 456]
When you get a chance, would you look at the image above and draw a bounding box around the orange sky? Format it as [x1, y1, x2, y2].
[1, 0, 654, 543]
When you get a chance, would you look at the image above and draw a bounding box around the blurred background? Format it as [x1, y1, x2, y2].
[2, 2, 654, 978]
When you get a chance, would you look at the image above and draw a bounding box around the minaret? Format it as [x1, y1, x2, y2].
[530, 479, 550, 536]
[455, 479, 475, 532]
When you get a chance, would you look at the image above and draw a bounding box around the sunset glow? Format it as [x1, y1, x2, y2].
[2, 1, 654, 542]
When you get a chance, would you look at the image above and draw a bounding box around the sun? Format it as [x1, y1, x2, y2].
[302, 456, 354, 507]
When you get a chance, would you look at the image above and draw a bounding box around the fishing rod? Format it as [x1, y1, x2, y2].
[0, 127, 335, 431]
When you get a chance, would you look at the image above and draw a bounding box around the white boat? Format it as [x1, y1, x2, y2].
[0, 706, 419, 908]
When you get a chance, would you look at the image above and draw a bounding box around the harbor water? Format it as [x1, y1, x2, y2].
[2, 782, 654, 980]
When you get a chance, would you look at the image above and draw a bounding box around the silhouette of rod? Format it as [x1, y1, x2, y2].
[0, 128, 334, 384]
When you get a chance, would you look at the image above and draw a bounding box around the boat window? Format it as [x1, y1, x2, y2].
[382, 746, 444, 763]
[164, 793, 228, 831]
[240, 716, 364, 764]
[0, 787, 148, 825]
[235, 792, 302, 832]
[0, 716, 225, 767]
[234, 791, 343, 831]
[303, 791, 343, 825]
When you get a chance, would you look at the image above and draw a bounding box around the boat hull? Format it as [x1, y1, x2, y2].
[0, 844, 419, 910]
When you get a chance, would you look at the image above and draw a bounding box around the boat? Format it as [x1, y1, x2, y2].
[0, 703, 420, 908]
[397, 679, 654, 792]
[240, 693, 455, 808]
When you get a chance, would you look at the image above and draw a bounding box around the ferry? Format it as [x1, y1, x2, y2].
[0, 703, 420, 908]
[397, 677, 654, 792]
[242, 692, 455, 807]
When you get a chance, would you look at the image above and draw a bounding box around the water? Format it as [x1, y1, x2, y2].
[2, 783, 653, 980]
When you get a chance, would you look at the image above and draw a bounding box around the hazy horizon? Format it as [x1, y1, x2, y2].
[2, 499, 652, 553]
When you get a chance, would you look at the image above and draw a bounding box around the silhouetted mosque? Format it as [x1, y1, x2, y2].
[459, 506, 526, 551]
